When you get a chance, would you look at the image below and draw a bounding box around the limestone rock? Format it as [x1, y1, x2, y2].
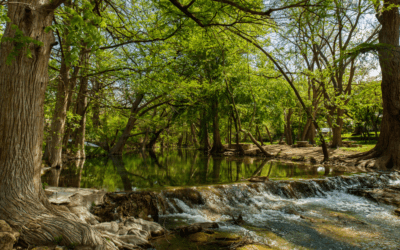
[0, 220, 19, 250]
[395, 208, 400, 216]
[349, 188, 400, 207]
[92, 222, 119, 234]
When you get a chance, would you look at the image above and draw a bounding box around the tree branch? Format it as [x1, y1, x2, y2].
[40, 0, 66, 13]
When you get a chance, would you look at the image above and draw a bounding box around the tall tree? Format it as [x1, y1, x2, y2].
[0, 1, 126, 248]
[354, 0, 400, 170]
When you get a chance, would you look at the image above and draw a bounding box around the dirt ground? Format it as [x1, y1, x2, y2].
[263, 144, 357, 162]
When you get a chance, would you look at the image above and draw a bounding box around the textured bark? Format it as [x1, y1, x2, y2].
[199, 110, 211, 151]
[110, 94, 144, 155]
[210, 100, 224, 154]
[0, 1, 118, 248]
[191, 123, 199, 147]
[355, 3, 400, 170]
[330, 108, 344, 147]
[92, 78, 102, 129]
[72, 71, 89, 159]
[45, 60, 70, 167]
[285, 109, 293, 145]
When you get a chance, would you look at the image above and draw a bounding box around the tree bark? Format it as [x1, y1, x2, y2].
[265, 125, 273, 144]
[210, 100, 224, 154]
[191, 123, 199, 147]
[330, 108, 344, 147]
[45, 58, 71, 167]
[109, 94, 144, 155]
[0, 1, 117, 248]
[199, 109, 211, 151]
[72, 65, 89, 159]
[353, 1, 400, 170]
[285, 108, 293, 145]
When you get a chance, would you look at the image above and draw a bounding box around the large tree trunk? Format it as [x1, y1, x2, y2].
[0, 1, 116, 248]
[353, 2, 400, 170]
[210, 100, 224, 154]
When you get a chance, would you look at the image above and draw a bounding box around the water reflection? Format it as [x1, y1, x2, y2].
[41, 149, 352, 192]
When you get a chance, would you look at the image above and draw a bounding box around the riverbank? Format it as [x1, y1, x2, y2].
[8, 171, 400, 249]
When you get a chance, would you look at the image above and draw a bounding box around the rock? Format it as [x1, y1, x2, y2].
[118, 235, 151, 247]
[395, 208, 400, 216]
[124, 217, 165, 237]
[0, 220, 19, 250]
[177, 222, 218, 237]
[349, 188, 400, 207]
[249, 176, 269, 183]
[92, 222, 119, 234]
[92, 191, 161, 222]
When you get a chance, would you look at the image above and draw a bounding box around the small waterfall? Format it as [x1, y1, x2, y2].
[154, 172, 400, 249]
[158, 172, 400, 219]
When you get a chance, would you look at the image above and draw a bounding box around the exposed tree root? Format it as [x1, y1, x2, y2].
[0, 190, 135, 249]
[346, 146, 399, 171]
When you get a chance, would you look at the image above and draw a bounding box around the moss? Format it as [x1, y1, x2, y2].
[188, 232, 212, 242]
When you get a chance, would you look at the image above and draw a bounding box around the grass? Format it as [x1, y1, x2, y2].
[340, 144, 375, 153]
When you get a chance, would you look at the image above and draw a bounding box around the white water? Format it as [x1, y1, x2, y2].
[159, 172, 400, 249]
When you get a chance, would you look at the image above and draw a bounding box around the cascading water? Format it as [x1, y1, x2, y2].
[158, 172, 400, 249]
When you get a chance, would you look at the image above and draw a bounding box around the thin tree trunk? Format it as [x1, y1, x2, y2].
[177, 132, 184, 148]
[265, 125, 273, 144]
[331, 108, 344, 147]
[285, 108, 293, 145]
[191, 123, 199, 147]
[72, 60, 89, 159]
[45, 58, 71, 167]
[210, 100, 224, 154]
[110, 94, 144, 155]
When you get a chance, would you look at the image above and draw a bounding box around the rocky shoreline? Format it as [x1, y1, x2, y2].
[2, 171, 399, 250]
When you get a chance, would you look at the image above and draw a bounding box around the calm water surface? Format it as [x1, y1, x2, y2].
[41, 149, 353, 191]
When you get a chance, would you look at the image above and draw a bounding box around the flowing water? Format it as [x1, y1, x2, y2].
[42, 149, 400, 249]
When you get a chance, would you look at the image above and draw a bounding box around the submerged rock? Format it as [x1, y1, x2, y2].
[177, 222, 219, 237]
[349, 187, 400, 207]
